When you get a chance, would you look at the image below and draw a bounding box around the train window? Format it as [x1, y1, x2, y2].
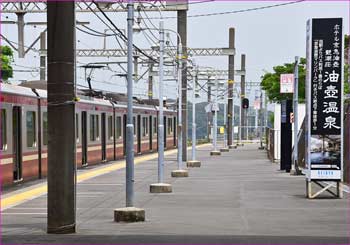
[116, 116, 122, 139]
[76, 113, 79, 143]
[167, 118, 173, 134]
[153, 117, 157, 135]
[133, 117, 136, 136]
[108, 115, 113, 140]
[1, 109, 7, 150]
[26, 111, 37, 148]
[142, 117, 148, 137]
[90, 114, 100, 141]
[43, 112, 48, 146]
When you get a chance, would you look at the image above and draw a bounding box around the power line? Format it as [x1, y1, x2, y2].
[148, 0, 305, 19]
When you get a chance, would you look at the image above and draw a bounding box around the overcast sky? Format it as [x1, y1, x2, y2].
[1, 0, 349, 104]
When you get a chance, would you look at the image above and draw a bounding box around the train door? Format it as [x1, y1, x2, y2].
[149, 115, 152, 151]
[81, 111, 88, 166]
[12, 106, 22, 181]
[164, 116, 167, 148]
[137, 115, 141, 154]
[123, 114, 126, 156]
[101, 113, 107, 162]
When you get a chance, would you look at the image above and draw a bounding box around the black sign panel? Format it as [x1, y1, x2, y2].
[311, 18, 342, 135]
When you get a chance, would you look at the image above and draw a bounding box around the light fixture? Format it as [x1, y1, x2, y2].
[95, 1, 114, 9]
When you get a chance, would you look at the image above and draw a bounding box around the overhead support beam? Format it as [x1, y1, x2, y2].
[73, 48, 235, 58]
[1, 1, 188, 13]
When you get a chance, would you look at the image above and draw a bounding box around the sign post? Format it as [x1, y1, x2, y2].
[305, 18, 344, 198]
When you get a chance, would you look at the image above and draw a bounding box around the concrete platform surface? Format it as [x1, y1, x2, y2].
[1, 144, 349, 244]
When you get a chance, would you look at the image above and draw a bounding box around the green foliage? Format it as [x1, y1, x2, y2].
[1, 45, 14, 82]
[261, 58, 306, 103]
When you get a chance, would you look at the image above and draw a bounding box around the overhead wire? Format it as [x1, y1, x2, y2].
[148, 0, 305, 19]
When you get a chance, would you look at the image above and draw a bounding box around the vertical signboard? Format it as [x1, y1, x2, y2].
[306, 18, 343, 181]
[280, 74, 294, 93]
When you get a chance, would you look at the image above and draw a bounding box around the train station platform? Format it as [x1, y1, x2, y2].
[1, 144, 349, 244]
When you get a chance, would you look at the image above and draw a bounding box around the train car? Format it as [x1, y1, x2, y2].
[0, 83, 177, 186]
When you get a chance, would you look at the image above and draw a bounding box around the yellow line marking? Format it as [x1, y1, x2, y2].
[0, 144, 209, 210]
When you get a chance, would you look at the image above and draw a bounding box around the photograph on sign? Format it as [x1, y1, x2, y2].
[310, 135, 341, 169]
[280, 74, 294, 93]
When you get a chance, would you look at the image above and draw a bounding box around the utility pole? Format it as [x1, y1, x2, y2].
[16, 3, 25, 58]
[240, 54, 246, 142]
[177, 9, 188, 161]
[114, 1, 145, 222]
[40, 31, 46, 81]
[148, 61, 154, 100]
[227, 28, 235, 147]
[187, 66, 201, 167]
[47, 1, 76, 234]
[150, 20, 172, 192]
[292, 56, 300, 175]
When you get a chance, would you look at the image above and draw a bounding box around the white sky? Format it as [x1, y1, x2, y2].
[1, 0, 349, 104]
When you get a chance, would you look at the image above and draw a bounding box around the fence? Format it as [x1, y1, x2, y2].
[344, 102, 350, 184]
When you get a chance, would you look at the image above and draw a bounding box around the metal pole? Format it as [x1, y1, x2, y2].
[260, 91, 264, 149]
[240, 54, 246, 141]
[191, 67, 197, 160]
[158, 20, 165, 183]
[207, 81, 212, 140]
[126, 2, 135, 207]
[177, 42, 183, 170]
[213, 76, 218, 151]
[47, 1, 76, 234]
[40, 32, 46, 81]
[177, 10, 188, 161]
[293, 56, 299, 173]
[223, 100, 227, 148]
[148, 61, 153, 100]
[238, 92, 242, 146]
[228, 28, 235, 146]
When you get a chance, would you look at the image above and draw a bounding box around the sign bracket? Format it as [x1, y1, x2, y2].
[306, 180, 343, 199]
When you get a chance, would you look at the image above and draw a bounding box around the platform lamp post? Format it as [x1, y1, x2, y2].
[187, 64, 202, 167]
[114, 1, 145, 223]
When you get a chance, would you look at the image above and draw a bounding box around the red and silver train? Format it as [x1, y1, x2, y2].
[0, 83, 177, 186]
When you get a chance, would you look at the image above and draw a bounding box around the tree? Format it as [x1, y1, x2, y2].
[1, 45, 14, 82]
[260, 58, 306, 103]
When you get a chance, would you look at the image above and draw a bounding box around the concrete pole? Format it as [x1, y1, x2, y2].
[114, 2, 145, 222]
[292, 56, 299, 174]
[240, 54, 246, 141]
[47, 1, 76, 234]
[177, 10, 188, 161]
[150, 21, 173, 192]
[40, 32, 46, 81]
[16, 11, 25, 58]
[228, 28, 235, 147]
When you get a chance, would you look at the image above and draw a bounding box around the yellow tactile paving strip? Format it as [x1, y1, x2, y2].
[1, 144, 209, 211]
